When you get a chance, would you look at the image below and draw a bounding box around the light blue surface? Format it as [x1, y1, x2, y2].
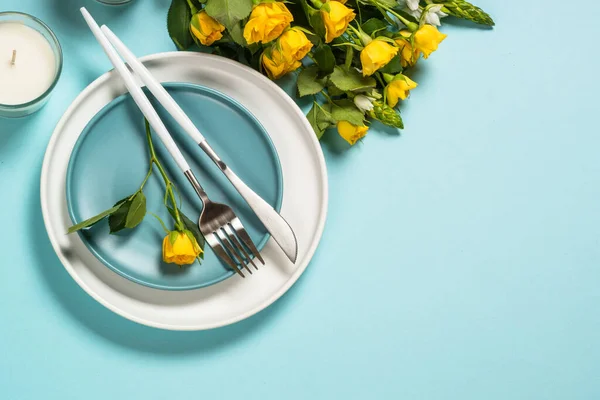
[0, 0, 599, 399]
[67, 83, 282, 290]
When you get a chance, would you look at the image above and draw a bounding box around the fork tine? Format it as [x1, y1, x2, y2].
[205, 232, 245, 278]
[216, 229, 252, 275]
[224, 224, 259, 271]
[231, 218, 265, 265]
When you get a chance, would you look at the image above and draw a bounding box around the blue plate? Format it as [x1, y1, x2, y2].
[67, 83, 283, 291]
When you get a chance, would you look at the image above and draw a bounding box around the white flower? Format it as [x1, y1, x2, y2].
[354, 95, 374, 112]
[397, 0, 420, 11]
[406, 8, 422, 20]
[423, 5, 448, 26]
[397, 0, 422, 21]
[397, 2, 448, 27]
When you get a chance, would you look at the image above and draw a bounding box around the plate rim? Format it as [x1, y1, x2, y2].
[64, 81, 285, 291]
[41, 51, 329, 330]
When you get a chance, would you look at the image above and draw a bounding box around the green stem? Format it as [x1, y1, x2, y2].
[373, 0, 419, 31]
[375, 5, 399, 26]
[139, 166, 153, 191]
[320, 90, 333, 104]
[375, 72, 386, 87]
[347, 25, 370, 46]
[344, 46, 353, 70]
[144, 120, 184, 231]
[185, 0, 198, 14]
[149, 212, 170, 235]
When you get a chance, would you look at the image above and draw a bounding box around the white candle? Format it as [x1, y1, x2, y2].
[0, 22, 57, 105]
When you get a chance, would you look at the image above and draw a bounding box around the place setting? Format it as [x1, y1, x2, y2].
[1, 0, 494, 330]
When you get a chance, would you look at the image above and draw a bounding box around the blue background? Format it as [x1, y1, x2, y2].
[1, 0, 599, 399]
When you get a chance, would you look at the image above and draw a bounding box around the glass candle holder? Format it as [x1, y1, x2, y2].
[0, 12, 63, 118]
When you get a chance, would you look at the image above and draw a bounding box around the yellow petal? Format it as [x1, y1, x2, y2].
[360, 40, 398, 76]
[337, 121, 368, 145]
[322, 2, 355, 43]
[413, 25, 447, 58]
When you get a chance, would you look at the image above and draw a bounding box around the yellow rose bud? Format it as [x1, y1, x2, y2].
[360, 39, 399, 76]
[162, 231, 202, 266]
[321, 1, 356, 43]
[385, 75, 418, 108]
[395, 31, 420, 67]
[278, 27, 313, 65]
[261, 48, 300, 80]
[337, 120, 368, 145]
[285, 59, 303, 74]
[243, 2, 294, 45]
[190, 11, 225, 46]
[413, 25, 447, 59]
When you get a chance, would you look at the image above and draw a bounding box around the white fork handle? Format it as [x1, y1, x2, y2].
[80, 7, 191, 173]
[101, 25, 206, 145]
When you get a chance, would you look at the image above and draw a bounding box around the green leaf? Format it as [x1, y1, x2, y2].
[180, 212, 205, 258]
[297, 66, 326, 97]
[331, 99, 365, 126]
[166, 206, 178, 222]
[228, 23, 246, 46]
[167, 0, 194, 50]
[125, 191, 147, 229]
[312, 44, 335, 77]
[362, 18, 388, 36]
[205, 0, 253, 30]
[108, 199, 132, 234]
[298, 0, 326, 38]
[67, 205, 121, 234]
[378, 54, 403, 74]
[329, 66, 377, 92]
[326, 84, 345, 97]
[307, 101, 336, 139]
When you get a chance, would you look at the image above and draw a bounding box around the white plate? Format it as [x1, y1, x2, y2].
[41, 52, 328, 330]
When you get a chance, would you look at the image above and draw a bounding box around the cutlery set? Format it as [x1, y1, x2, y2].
[80, 7, 297, 277]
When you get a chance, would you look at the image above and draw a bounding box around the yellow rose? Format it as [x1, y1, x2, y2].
[321, 1, 356, 43]
[162, 231, 202, 266]
[332, 0, 348, 3]
[337, 121, 368, 145]
[261, 48, 301, 80]
[395, 25, 447, 66]
[385, 75, 418, 107]
[190, 11, 225, 46]
[413, 24, 447, 58]
[278, 27, 313, 65]
[395, 31, 420, 67]
[360, 39, 399, 76]
[243, 2, 293, 45]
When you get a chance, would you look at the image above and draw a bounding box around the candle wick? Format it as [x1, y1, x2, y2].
[11, 50, 16, 66]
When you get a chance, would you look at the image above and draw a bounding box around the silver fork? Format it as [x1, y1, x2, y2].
[185, 172, 264, 277]
[81, 10, 263, 277]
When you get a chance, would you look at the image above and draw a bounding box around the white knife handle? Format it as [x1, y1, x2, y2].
[101, 25, 206, 145]
[80, 8, 190, 173]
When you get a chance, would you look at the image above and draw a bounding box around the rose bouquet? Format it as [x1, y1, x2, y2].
[167, 0, 494, 145]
